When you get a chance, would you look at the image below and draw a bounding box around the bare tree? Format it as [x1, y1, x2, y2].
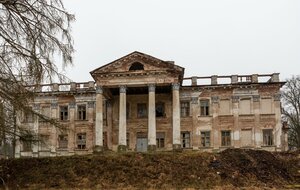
[282, 76, 300, 149]
[0, 0, 74, 157]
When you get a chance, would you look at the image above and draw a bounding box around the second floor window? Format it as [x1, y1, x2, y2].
[137, 103, 147, 118]
[200, 100, 210, 116]
[156, 102, 165, 117]
[180, 101, 190, 117]
[60, 106, 68, 121]
[77, 105, 86, 120]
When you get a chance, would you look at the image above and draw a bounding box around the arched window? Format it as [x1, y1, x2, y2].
[129, 62, 144, 71]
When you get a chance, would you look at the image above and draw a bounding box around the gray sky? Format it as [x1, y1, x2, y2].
[62, 0, 300, 82]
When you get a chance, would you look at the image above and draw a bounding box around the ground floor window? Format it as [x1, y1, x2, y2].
[77, 133, 86, 149]
[181, 131, 191, 148]
[263, 129, 273, 146]
[58, 135, 68, 149]
[201, 131, 210, 147]
[221, 130, 231, 146]
[22, 141, 32, 152]
[156, 132, 165, 148]
[40, 135, 50, 151]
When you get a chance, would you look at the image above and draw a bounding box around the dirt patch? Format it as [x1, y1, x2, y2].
[0, 149, 299, 189]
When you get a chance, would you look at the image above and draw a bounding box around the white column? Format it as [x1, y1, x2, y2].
[118, 85, 127, 151]
[94, 86, 103, 152]
[172, 83, 181, 150]
[148, 84, 156, 151]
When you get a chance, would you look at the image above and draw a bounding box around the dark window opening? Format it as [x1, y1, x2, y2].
[137, 103, 147, 118]
[129, 62, 144, 71]
[201, 131, 211, 147]
[221, 131, 231, 146]
[60, 106, 68, 121]
[78, 105, 86, 120]
[181, 132, 191, 148]
[200, 100, 210, 116]
[156, 102, 165, 117]
[263, 129, 273, 146]
[77, 133, 86, 149]
[156, 132, 165, 148]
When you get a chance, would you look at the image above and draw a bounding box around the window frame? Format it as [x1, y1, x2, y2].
[181, 131, 191, 148]
[200, 99, 210, 116]
[155, 102, 165, 118]
[59, 105, 69, 121]
[156, 132, 165, 149]
[180, 101, 190, 117]
[137, 103, 147, 118]
[58, 134, 68, 149]
[77, 104, 87, 120]
[76, 133, 87, 149]
[221, 130, 231, 147]
[263, 129, 274, 146]
[201, 131, 211, 147]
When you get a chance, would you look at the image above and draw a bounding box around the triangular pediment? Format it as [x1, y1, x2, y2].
[90, 51, 184, 78]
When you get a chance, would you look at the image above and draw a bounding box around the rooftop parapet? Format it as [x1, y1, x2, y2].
[182, 73, 281, 86]
[27, 81, 96, 93]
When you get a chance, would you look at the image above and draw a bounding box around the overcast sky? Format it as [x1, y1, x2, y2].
[62, 0, 300, 83]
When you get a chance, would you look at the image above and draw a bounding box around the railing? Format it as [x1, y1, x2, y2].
[182, 73, 280, 86]
[26, 81, 96, 93]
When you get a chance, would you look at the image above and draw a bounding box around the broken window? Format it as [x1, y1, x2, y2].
[181, 131, 190, 148]
[221, 130, 231, 146]
[200, 100, 210, 116]
[180, 101, 190, 117]
[60, 106, 68, 121]
[77, 133, 86, 149]
[263, 129, 273, 146]
[129, 62, 144, 71]
[156, 132, 165, 148]
[156, 102, 165, 117]
[201, 131, 211, 147]
[77, 105, 86, 120]
[137, 103, 147, 118]
[58, 135, 68, 149]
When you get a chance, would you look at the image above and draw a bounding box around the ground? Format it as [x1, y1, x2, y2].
[0, 149, 299, 189]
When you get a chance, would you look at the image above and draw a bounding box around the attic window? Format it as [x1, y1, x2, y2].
[129, 62, 144, 71]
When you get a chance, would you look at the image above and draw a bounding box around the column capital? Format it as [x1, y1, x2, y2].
[96, 86, 103, 94]
[253, 95, 260, 102]
[232, 95, 239, 103]
[148, 84, 156, 92]
[172, 83, 180, 91]
[69, 102, 76, 109]
[119, 85, 127, 93]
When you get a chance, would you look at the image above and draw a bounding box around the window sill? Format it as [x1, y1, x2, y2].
[261, 145, 275, 147]
[59, 120, 70, 122]
[57, 148, 68, 151]
[220, 146, 234, 148]
[198, 115, 212, 118]
[74, 148, 88, 151]
[239, 114, 254, 116]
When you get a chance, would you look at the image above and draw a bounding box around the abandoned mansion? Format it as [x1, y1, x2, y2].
[15, 51, 288, 158]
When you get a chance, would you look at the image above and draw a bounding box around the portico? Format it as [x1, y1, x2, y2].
[90, 51, 184, 152]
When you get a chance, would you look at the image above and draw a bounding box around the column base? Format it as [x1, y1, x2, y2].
[118, 145, 127, 152]
[148, 145, 156, 152]
[93, 145, 104, 153]
[173, 144, 182, 152]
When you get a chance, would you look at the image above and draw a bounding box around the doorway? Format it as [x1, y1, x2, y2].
[136, 132, 147, 152]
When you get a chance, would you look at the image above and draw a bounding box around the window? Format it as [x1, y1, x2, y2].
[156, 132, 165, 148]
[58, 135, 68, 149]
[126, 102, 130, 119]
[40, 135, 50, 151]
[129, 62, 144, 71]
[201, 131, 211, 147]
[181, 132, 190, 148]
[180, 101, 190, 117]
[221, 131, 231, 146]
[23, 111, 34, 123]
[156, 102, 165, 117]
[23, 141, 32, 152]
[137, 103, 147, 118]
[263, 129, 273, 146]
[200, 100, 210, 116]
[77, 133, 86, 149]
[60, 106, 68, 121]
[77, 105, 86, 120]
[239, 99, 251, 115]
